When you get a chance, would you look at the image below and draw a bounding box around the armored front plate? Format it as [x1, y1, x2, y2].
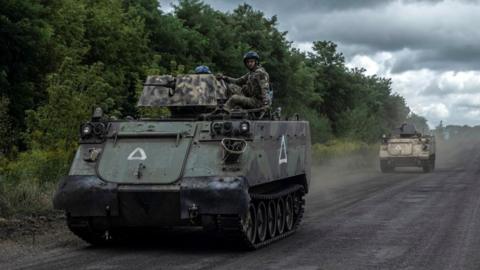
[97, 138, 191, 184]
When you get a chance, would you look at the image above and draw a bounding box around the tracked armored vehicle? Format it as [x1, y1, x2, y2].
[53, 73, 311, 249]
[379, 123, 435, 173]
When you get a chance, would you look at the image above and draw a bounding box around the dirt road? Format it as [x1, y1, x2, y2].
[2, 140, 480, 270]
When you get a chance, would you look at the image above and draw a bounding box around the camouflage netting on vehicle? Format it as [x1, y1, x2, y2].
[137, 74, 226, 107]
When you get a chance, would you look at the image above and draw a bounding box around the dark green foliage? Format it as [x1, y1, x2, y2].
[2, 0, 412, 149]
[0, 0, 56, 149]
[0, 0, 420, 216]
[305, 41, 409, 141]
[406, 113, 429, 134]
[0, 96, 14, 156]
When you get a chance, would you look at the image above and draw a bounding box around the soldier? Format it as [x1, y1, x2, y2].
[218, 51, 270, 109]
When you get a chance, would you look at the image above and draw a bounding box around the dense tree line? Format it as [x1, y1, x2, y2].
[0, 0, 426, 203]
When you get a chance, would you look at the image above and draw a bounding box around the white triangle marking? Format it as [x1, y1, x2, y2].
[127, 147, 147, 160]
[279, 135, 288, 165]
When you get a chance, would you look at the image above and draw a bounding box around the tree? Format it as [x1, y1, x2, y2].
[406, 113, 429, 134]
[0, 96, 14, 156]
[0, 0, 57, 148]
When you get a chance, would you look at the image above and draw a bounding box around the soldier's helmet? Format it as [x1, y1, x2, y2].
[243, 51, 260, 65]
[194, 65, 211, 74]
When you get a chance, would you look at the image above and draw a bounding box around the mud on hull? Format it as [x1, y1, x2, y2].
[54, 175, 250, 225]
[54, 175, 306, 249]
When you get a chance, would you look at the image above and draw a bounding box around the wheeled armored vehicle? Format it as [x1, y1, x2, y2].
[53, 73, 311, 249]
[379, 123, 436, 173]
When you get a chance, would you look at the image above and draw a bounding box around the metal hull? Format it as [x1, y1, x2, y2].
[53, 119, 311, 248]
[54, 175, 250, 227]
[380, 156, 430, 168]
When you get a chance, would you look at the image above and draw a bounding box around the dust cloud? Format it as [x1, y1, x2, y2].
[307, 132, 480, 201]
[309, 150, 379, 195]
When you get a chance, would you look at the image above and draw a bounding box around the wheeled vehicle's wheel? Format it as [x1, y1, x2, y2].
[380, 160, 394, 173]
[422, 160, 432, 173]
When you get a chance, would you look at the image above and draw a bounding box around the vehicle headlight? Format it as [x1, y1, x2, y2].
[240, 121, 250, 134]
[80, 123, 93, 138]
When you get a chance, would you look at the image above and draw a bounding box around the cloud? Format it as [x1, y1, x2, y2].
[346, 52, 395, 76]
[288, 0, 480, 72]
[416, 103, 450, 119]
[422, 71, 480, 96]
[384, 70, 480, 127]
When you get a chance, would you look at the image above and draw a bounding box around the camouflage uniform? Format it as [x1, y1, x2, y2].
[223, 66, 270, 109]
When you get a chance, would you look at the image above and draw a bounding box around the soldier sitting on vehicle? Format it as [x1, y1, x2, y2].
[217, 51, 271, 110]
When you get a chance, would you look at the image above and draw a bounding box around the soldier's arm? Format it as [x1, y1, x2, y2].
[253, 70, 270, 105]
[224, 73, 248, 85]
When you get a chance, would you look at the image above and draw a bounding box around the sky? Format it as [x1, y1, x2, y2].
[160, 0, 480, 127]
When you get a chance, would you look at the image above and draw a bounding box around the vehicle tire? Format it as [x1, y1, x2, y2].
[380, 160, 393, 173]
[422, 160, 432, 173]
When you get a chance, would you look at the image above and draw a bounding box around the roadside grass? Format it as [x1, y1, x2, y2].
[0, 148, 72, 218]
[313, 139, 378, 166]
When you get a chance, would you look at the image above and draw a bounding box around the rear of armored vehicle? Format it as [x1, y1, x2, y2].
[53, 74, 311, 248]
[379, 124, 435, 173]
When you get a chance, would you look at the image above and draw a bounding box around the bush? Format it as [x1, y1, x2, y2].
[312, 139, 376, 163]
[0, 148, 73, 217]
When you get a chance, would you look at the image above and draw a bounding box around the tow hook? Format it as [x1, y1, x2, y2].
[134, 163, 146, 179]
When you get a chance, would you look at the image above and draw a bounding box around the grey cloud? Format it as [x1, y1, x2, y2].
[193, 0, 447, 13]
[421, 79, 449, 97]
[421, 72, 480, 97]
[456, 103, 480, 110]
[391, 46, 480, 73]
[196, 0, 480, 73]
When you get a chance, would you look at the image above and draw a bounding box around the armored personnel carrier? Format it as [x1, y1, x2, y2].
[379, 123, 435, 173]
[53, 73, 311, 249]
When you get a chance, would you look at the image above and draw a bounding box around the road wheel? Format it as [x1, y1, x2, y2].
[276, 198, 286, 235]
[285, 195, 294, 231]
[256, 202, 267, 243]
[241, 203, 257, 244]
[267, 200, 277, 238]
